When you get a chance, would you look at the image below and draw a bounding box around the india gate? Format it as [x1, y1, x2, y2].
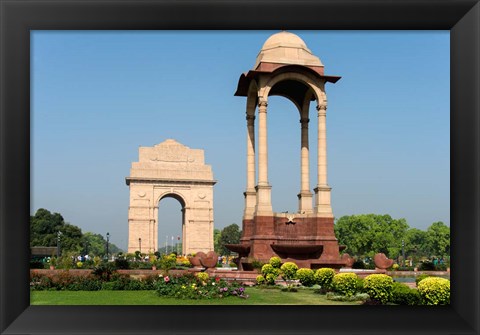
[127, 31, 346, 268]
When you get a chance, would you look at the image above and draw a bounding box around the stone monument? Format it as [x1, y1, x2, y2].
[230, 31, 346, 269]
[126, 139, 216, 255]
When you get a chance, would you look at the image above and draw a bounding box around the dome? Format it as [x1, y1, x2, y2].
[254, 31, 323, 69]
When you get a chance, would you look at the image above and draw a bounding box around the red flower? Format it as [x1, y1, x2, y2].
[215, 277, 220, 282]
[164, 276, 170, 283]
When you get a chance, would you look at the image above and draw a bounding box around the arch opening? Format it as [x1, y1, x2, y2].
[157, 195, 184, 255]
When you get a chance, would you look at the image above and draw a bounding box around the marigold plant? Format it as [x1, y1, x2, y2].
[363, 274, 394, 304]
[314, 268, 335, 290]
[332, 272, 358, 297]
[280, 262, 298, 281]
[417, 277, 450, 305]
[296, 268, 315, 287]
[269, 256, 282, 268]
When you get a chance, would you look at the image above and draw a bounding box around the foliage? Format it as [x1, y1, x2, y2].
[260, 264, 280, 284]
[114, 258, 130, 270]
[417, 277, 450, 305]
[92, 262, 116, 281]
[251, 259, 265, 270]
[256, 275, 266, 285]
[326, 292, 369, 302]
[390, 282, 422, 305]
[269, 257, 282, 268]
[415, 274, 431, 286]
[159, 254, 177, 272]
[332, 273, 358, 297]
[296, 268, 315, 287]
[280, 262, 298, 281]
[363, 274, 394, 304]
[356, 277, 365, 293]
[30, 208, 122, 256]
[195, 272, 209, 283]
[352, 260, 365, 269]
[218, 224, 242, 255]
[155, 274, 248, 300]
[314, 268, 335, 290]
[213, 229, 222, 254]
[424, 222, 450, 257]
[404, 228, 428, 258]
[334, 214, 409, 258]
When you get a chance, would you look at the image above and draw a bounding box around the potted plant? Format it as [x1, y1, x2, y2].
[149, 255, 157, 271]
[49, 256, 57, 270]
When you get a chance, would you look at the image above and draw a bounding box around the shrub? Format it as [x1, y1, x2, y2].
[332, 273, 358, 297]
[314, 268, 335, 290]
[392, 263, 399, 271]
[114, 258, 130, 270]
[92, 262, 116, 281]
[260, 263, 280, 285]
[415, 274, 431, 286]
[326, 292, 370, 302]
[280, 262, 298, 281]
[390, 282, 422, 305]
[269, 257, 282, 268]
[296, 268, 315, 287]
[256, 275, 266, 285]
[352, 260, 365, 269]
[363, 274, 394, 304]
[356, 277, 365, 293]
[251, 259, 265, 270]
[195, 272, 209, 283]
[417, 277, 450, 305]
[155, 274, 248, 300]
[159, 254, 177, 272]
[418, 261, 435, 271]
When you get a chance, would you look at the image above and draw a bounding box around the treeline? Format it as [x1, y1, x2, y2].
[30, 208, 122, 257]
[334, 214, 450, 261]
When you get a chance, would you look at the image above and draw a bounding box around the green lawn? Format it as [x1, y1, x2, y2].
[30, 288, 362, 305]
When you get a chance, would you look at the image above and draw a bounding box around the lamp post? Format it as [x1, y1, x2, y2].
[56, 231, 62, 258]
[138, 238, 142, 253]
[106, 232, 110, 261]
[402, 239, 405, 266]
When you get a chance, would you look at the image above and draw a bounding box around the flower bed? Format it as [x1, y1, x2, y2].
[156, 273, 248, 300]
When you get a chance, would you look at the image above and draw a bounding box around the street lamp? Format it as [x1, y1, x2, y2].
[138, 238, 142, 253]
[56, 231, 62, 258]
[106, 232, 110, 261]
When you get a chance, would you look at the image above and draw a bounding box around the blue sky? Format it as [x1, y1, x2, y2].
[31, 31, 450, 251]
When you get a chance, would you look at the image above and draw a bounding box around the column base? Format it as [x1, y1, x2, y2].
[254, 184, 273, 215]
[243, 189, 257, 219]
[314, 185, 333, 217]
[297, 191, 313, 214]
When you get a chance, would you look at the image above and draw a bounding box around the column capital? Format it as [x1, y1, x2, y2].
[300, 118, 310, 128]
[316, 104, 327, 115]
[258, 99, 268, 108]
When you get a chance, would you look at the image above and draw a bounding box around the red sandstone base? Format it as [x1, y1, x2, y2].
[235, 214, 346, 269]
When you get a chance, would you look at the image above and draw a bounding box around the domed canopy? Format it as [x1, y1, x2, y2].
[254, 31, 323, 69]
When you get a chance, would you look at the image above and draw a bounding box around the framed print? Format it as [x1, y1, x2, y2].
[1, 1, 479, 334]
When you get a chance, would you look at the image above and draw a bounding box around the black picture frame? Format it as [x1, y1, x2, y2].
[1, 1, 479, 334]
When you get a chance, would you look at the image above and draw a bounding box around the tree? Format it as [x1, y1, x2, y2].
[30, 208, 122, 256]
[213, 229, 222, 254]
[334, 214, 409, 258]
[219, 223, 242, 256]
[424, 221, 450, 257]
[404, 228, 428, 259]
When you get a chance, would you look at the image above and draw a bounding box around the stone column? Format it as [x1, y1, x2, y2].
[314, 104, 333, 216]
[255, 99, 273, 215]
[244, 113, 257, 218]
[298, 117, 313, 213]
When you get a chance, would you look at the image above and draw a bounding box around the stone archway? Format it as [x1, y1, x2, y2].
[126, 139, 216, 255]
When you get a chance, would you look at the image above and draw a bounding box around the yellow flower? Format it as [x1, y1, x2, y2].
[181, 285, 186, 289]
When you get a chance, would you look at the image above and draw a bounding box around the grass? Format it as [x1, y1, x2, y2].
[30, 287, 363, 305]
